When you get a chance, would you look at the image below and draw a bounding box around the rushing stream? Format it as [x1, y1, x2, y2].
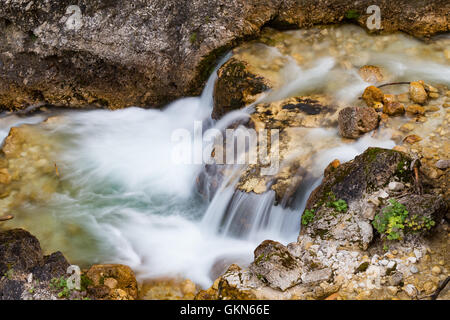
[0, 25, 448, 289]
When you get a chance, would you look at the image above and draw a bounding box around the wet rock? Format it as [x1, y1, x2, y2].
[250, 240, 302, 291]
[406, 104, 425, 115]
[0, 229, 43, 275]
[403, 135, 422, 144]
[85, 264, 138, 300]
[324, 159, 340, 177]
[362, 86, 384, 108]
[358, 65, 384, 83]
[409, 81, 428, 104]
[338, 106, 379, 139]
[212, 57, 271, 119]
[383, 101, 405, 116]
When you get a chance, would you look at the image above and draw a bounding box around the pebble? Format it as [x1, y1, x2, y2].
[423, 282, 436, 294]
[410, 266, 418, 274]
[409, 81, 428, 104]
[380, 259, 389, 266]
[388, 181, 404, 191]
[400, 123, 415, 132]
[387, 261, 396, 270]
[413, 249, 422, 260]
[435, 159, 450, 169]
[403, 284, 418, 297]
[371, 255, 380, 265]
[387, 286, 398, 295]
[407, 257, 417, 264]
[431, 266, 441, 275]
[389, 271, 404, 286]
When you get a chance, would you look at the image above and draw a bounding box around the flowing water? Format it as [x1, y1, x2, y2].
[0, 25, 448, 289]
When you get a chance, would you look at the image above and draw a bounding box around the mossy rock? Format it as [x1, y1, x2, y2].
[306, 147, 413, 210]
[212, 57, 270, 119]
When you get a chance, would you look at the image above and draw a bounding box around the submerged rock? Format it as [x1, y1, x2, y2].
[338, 106, 379, 139]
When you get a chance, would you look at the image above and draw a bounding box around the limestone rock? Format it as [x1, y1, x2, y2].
[250, 240, 302, 291]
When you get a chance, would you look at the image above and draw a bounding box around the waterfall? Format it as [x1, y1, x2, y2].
[2, 24, 447, 289]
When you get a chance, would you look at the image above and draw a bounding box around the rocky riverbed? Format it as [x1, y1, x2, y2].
[0, 6, 449, 301]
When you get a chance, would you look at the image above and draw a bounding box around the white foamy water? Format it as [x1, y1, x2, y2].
[0, 25, 448, 289]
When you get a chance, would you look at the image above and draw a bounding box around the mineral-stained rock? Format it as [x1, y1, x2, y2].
[338, 106, 379, 139]
[249, 240, 302, 291]
[85, 264, 138, 300]
[362, 86, 384, 108]
[409, 81, 428, 104]
[406, 104, 426, 115]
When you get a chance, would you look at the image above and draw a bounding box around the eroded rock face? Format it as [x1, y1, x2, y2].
[0, 0, 448, 111]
